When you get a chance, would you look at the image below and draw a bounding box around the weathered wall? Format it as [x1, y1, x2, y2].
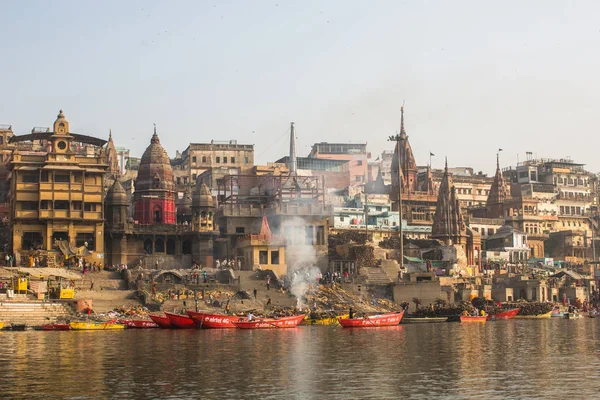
[392, 281, 441, 311]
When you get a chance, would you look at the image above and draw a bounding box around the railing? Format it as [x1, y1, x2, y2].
[15, 210, 38, 218]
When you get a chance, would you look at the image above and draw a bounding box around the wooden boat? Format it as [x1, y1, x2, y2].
[164, 312, 197, 329]
[338, 311, 404, 328]
[69, 321, 126, 330]
[460, 315, 487, 323]
[42, 323, 71, 331]
[149, 313, 172, 328]
[186, 310, 240, 329]
[301, 314, 349, 326]
[232, 314, 306, 329]
[0, 321, 4, 330]
[118, 320, 159, 329]
[551, 306, 566, 318]
[487, 308, 520, 321]
[402, 316, 448, 324]
[513, 311, 552, 319]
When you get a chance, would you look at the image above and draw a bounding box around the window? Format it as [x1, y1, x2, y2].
[72, 201, 82, 210]
[154, 205, 162, 223]
[55, 201, 69, 210]
[73, 173, 83, 183]
[245, 156, 249, 163]
[216, 157, 220, 163]
[305, 226, 314, 245]
[40, 200, 52, 210]
[55, 174, 69, 183]
[154, 237, 165, 253]
[340, 217, 345, 222]
[259, 251, 268, 264]
[235, 227, 245, 234]
[271, 251, 280, 265]
[21, 174, 38, 183]
[487, 228, 494, 236]
[192, 174, 197, 181]
[357, 160, 363, 166]
[84, 203, 96, 212]
[316, 226, 325, 245]
[41, 171, 49, 182]
[223, 157, 228, 163]
[177, 177, 181, 184]
[231, 157, 235, 163]
[192, 156, 197, 163]
[20, 201, 38, 210]
[22, 232, 43, 250]
[202, 156, 207, 163]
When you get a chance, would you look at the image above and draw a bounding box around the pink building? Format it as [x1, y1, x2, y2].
[308, 142, 368, 185]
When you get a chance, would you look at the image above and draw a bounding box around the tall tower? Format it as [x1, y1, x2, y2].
[390, 107, 418, 203]
[105, 130, 120, 178]
[192, 180, 215, 232]
[51, 110, 73, 155]
[432, 158, 467, 245]
[105, 180, 129, 228]
[289, 122, 297, 175]
[486, 153, 509, 218]
[133, 126, 176, 224]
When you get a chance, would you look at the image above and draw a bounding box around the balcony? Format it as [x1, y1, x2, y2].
[54, 183, 70, 191]
[15, 210, 38, 219]
[83, 211, 102, 220]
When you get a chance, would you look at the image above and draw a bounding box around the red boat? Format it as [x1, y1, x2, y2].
[149, 313, 172, 328]
[232, 314, 306, 329]
[186, 311, 241, 329]
[42, 323, 71, 331]
[164, 312, 197, 329]
[486, 308, 520, 321]
[338, 311, 404, 328]
[460, 315, 487, 323]
[118, 320, 159, 329]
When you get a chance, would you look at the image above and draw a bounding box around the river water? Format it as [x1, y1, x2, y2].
[2, 319, 600, 399]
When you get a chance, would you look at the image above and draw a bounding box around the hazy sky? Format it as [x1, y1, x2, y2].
[2, 1, 599, 175]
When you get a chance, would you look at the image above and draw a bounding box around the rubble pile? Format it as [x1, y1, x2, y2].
[508, 301, 553, 316]
[412, 301, 474, 317]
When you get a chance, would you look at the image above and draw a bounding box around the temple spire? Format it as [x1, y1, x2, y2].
[399, 106, 407, 138]
[445, 156, 448, 172]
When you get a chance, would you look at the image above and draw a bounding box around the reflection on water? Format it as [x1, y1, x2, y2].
[2, 320, 600, 399]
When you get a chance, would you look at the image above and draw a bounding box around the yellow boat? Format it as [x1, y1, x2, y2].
[513, 311, 552, 319]
[0, 321, 4, 330]
[69, 321, 126, 330]
[301, 314, 349, 326]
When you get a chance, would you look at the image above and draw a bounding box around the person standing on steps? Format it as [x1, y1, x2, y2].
[253, 288, 257, 299]
[266, 275, 271, 291]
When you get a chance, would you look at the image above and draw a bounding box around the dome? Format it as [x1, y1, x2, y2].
[106, 180, 128, 205]
[135, 130, 174, 193]
[177, 189, 193, 216]
[193, 180, 214, 208]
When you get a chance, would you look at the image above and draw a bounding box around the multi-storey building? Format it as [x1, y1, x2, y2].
[308, 142, 368, 185]
[8, 110, 108, 263]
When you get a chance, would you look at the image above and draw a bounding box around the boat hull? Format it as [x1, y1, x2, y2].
[149, 314, 172, 328]
[460, 316, 487, 323]
[187, 311, 241, 328]
[69, 322, 125, 330]
[233, 315, 305, 329]
[487, 308, 520, 321]
[118, 320, 159, 329]
[165, 312, 197, 329]
[339, 311, 404, 328]
[402, 317, 448, 324]
[42, 324, 71, 331]
[301, 314, 349, 326]
[513, 311, 552, 319]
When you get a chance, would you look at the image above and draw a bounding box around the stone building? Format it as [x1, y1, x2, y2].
[104, 130, 218, 269]
[8, 110, 108, 263]
[432, 159, 481, 269]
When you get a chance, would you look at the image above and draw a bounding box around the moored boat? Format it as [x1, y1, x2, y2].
[186, 311, 240, 329]
[513, 311, 552, 319]
[164, 312, 197, 329]
[338, 311, 404, 328]
[149, 313, 172, 328]
[402, 316, 448, 324]
[232, 314, 306, 329]
[42, 323, 71, 331]
[69, 321, 125, 330]
[0, 321, 4, 330]
[460, 315, 487, 323]
[551, 306, 566, 318]
[301, 314, 349, 326]
[118, 320, 159, 329]
[487, 308, 520, 321]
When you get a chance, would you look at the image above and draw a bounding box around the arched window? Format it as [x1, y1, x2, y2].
[166, 239, 176, 255]
[155, 237, 165, 253]
[154, 205, 162, 223]
[182, 240, 192, 255]
[144, 238, 153, 254]
[201, 211, 207, 219]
